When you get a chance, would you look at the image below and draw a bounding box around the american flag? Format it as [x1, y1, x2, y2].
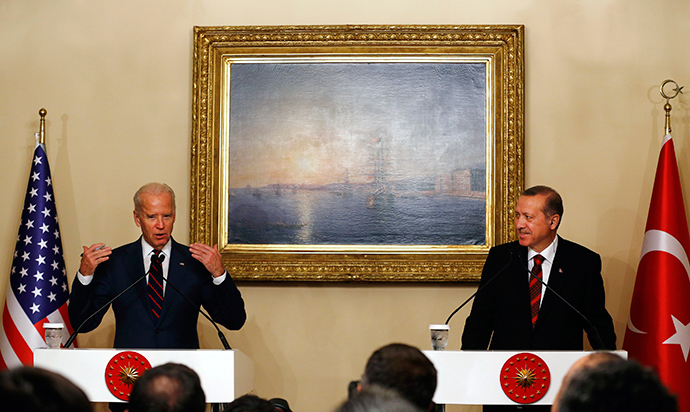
[0, 138, 74, 368]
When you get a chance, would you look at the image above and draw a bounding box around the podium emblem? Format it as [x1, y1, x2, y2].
[105, 351, 152, 401]
[499, 352, 551, 404]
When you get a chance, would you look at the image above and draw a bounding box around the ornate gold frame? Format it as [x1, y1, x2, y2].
[191, 25, 524, 282]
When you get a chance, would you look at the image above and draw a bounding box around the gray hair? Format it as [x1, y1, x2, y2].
[133, 183, 176, 214]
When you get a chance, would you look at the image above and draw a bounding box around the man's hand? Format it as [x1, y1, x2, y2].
[79, 243, 112, 276]
[190, 243, 225, 278]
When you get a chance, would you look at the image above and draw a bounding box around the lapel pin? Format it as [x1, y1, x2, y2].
[180, 262, 184, 266]
[559, 268, 563, 274]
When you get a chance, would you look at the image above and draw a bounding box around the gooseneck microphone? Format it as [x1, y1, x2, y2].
[64, 271, 148, 348]
[160, 274, 232, 350]
[521, 256, 607, 350]
[445, 248, 515, 325]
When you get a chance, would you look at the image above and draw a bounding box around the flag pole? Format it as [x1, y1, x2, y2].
[659, 79, 683, 135]
[38, 108, 47, 145]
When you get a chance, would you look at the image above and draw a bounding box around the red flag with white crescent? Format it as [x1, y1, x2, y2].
[624, 134, 690, 412]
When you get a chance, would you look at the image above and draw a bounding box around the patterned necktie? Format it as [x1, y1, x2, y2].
[148, 251, 165, 318]
[529, 254, 545, 327]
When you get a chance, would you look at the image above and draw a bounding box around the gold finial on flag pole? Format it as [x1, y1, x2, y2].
[660, 80, 683, 135]
[38, 108, 47, 145]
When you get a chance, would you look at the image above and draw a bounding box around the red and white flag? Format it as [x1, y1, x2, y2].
[0, 137, 75, 368]
[624, 133, 690, 412]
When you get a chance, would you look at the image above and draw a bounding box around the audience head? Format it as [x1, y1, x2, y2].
[0, 366, 92, 412]
[225, 394, 276, 412]
[554, 358, 677, 412]
[552, 352, 624, 411]
[336, 385, 422, 412]
[127, 363, 205, 412]
[360, 343, 437, 411]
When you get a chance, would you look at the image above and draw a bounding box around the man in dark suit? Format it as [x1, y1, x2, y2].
[69, 183, 246, 349]
[461, 186, 616, 411]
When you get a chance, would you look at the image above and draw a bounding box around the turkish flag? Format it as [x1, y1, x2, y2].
[624, 134, 690, 412]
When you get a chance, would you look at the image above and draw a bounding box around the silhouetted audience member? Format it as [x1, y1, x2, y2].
[270, 397, 293, 412]
[337, 385, 422, 412]
[225, 394, 276, 412]
[552, 351, 624, 411]
[554, 358, 678, 412]
[127, 363, 205, 412]
[359, 343, 437, 412]
[0, 366, 92, 412]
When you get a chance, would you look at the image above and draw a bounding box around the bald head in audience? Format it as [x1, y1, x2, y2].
[127, 363, 205, 412]
[553, 356, 677, 412]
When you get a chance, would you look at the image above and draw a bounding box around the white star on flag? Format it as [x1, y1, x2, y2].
[663, 315, 690, 361]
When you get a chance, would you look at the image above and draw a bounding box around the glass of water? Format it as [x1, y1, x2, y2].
[429, 324, 450, 351]
[43, 323, 64, 349]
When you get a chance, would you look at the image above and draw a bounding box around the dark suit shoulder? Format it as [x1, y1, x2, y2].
[557, 237, 600, 260]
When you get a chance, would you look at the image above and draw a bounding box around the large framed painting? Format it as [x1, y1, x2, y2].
[191, 25, 524, 282]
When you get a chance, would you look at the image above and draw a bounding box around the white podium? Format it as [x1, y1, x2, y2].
[424, 350, 627, 405]
[34, 349, 254, 403]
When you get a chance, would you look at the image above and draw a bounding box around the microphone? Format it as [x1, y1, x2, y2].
[444, 247, 515, 325]
[64, 271, 148, 348]
[522, 256, 607, 350]
[161, 273, 232, 350]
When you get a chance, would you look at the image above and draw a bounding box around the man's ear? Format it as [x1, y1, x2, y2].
[550, 214, 560, 229]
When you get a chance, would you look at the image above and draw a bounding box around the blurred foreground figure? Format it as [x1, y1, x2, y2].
[0, 366, 91, 412]
[127, 363, 205, 412]
[554, 358, 677, 412]
[337, 385, 422, 412]
[358, 343, 437, 412]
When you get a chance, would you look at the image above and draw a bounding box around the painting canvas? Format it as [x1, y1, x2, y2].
[227, 62, 487, 246]
[191, 25, 524, 281]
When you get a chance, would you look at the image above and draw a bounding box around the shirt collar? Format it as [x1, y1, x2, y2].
[527, 235, 558, 263]
[141, 237, 172, 260]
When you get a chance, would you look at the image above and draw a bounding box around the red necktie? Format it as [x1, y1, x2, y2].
[148, 251, 165, 318]
[529, 254, 545, 327]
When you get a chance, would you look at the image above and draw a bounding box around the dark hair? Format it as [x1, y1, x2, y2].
[0, 366, 92, 412]
[558, 359, 678, 412]
[128, 363, 205, 412]
[522, 185, 563, 219]
[361, 343, 437, 411]
[225, 394, 276, 412]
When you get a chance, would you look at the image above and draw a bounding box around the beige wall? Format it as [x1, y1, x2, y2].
[2, 1, 690, 411]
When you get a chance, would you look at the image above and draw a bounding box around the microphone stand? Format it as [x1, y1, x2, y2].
[64, 273, 148, 348]
[161, 276, 232, 350]
[445, 249, 515, 325]
[524, 261, 607, 350]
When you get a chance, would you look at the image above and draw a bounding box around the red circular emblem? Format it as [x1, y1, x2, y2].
[104, 351, 152, 401]
[499, 352, 551, 404]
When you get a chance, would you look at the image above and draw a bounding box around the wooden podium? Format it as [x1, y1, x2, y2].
[423, 350, 627, 405]
[34, 349, 254, 403]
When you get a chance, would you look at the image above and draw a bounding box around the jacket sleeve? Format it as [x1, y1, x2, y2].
[201, 271, 247, 331]
[461, 246, 504, 350]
